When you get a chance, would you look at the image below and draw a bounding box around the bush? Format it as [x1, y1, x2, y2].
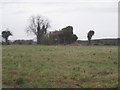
[15, 77, 25, 85]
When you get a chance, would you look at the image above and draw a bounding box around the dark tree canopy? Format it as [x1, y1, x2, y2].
[58, 26, 73, 44]
[2, 30, 12, 45]
[27, 15, 50, 44]
[71, 34, 78, 42]
[60, 26, 78, 44]
[87, 30, 95, 44]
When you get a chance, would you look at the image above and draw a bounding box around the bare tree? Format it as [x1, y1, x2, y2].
[27, 15, 50, 44]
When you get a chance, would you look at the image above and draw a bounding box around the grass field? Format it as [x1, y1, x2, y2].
[2, 45, 118, 88]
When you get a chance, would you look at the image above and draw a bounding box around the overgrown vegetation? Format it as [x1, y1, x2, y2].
[26, 15, 78, 45]
[2, 45, 118, 88]
[44, 26, 78, 45]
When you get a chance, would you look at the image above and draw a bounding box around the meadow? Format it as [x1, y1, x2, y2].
[2, 45, 118, 88]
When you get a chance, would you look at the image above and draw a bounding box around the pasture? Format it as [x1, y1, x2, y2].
[2, 45, 118, 88]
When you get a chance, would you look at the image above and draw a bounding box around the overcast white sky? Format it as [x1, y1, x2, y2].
[0, 0, 119, 40]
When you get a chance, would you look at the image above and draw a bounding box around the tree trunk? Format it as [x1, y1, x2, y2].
[88, 39, 91, 45]
[5, 37, 8, 45]
[37, 22, 40, 44]
[37, 35, 40, 44]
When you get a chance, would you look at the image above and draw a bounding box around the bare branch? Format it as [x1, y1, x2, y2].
[26, 15, 50, 44]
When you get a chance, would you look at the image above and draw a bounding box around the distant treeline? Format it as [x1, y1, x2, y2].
[77, 38, 118, 45]
[3, 38, 118, 45]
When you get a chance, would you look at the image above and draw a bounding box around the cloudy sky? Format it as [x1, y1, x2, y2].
[0, 0, 119, 40]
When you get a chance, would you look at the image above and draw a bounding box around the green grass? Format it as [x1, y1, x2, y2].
[2, 45, 118, 88]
